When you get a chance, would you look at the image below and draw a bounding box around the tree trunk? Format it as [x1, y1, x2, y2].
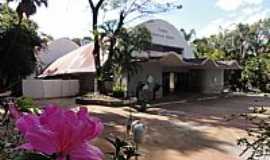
[92, 9, 103, 93]
[88, 0, 106, 94]
[103, 12, 125, 74]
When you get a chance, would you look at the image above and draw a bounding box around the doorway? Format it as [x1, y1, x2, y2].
[175, 72, 190, 93]
[162, 72, 170, 96]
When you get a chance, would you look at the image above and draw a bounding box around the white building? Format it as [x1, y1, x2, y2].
[36, 19, 240, 98]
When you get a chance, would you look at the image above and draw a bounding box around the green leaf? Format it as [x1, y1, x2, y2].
[14, 153, 51, 160]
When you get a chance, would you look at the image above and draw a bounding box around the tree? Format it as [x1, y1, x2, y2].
[8, 0, 48, 23]
[87, 0, 106, 93]
[193, 18, 270, 92]
[0, 5, 43, 93]
[0, 0, 47, 94]
[104, 26, 151, 97]
[193, 38, 225, 60]
[87, 0, 182, 93]
[242, 55, 270, 92]
[114, 27, 151, 79]
[180, 28, 196, 42]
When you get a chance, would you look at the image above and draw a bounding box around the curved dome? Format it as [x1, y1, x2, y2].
[138, 19, 194, 58]
[38, 38, 79, 67]
[139, 19, 186, 49]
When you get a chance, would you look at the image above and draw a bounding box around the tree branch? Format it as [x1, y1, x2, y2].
[96, 0, 105, 10]
[88, 0, 94, 10]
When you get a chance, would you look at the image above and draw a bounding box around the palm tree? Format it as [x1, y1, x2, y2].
[180, 28, 196, 42]
[8, 0, 47, 23]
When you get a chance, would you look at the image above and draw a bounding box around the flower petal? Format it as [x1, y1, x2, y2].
[9, 104, 21, 120]
[25, 127, 57, 154]
[16, 114, 39, 135]
[16, 105, 103, 160]
[69, 143, 103, 160]
[17, 143, 34, 150]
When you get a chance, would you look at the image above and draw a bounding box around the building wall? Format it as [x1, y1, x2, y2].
[200, 69, 224, 94]
[139, 19, 194, 59]
[128, 62, 163, 98]
[23, 80, 79, 98]
[46, 73, 96, 94]
[75, 73, 95, 94]
[183, 43, 194, 58]
[129, 64, 225, 98]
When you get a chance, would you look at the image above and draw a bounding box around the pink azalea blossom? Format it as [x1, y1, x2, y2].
[16, 105, 104, 160]
[9, 104, 21, 120]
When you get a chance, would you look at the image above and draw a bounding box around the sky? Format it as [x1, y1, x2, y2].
[7, 0, 270, 39]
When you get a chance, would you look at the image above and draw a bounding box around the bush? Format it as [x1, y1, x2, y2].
[112, 83, 126, 98]
[16, 97, 39, 113]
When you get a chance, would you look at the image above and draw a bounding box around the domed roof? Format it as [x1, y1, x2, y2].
[38, 38, 79, 67]
[40, 43, 108, 77]
[139, 19, 186, 49]
[137, 19, 194, 58]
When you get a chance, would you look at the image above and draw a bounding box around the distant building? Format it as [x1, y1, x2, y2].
[37, 38, 79, 70]
[39, 19, 240, 98]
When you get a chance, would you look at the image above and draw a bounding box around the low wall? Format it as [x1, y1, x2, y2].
[23, 80, 79, 99]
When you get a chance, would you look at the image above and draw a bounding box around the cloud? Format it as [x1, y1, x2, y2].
[216, 0, 264, 11]
[199, 0, 269, 37]
[199, 5, 270, 37]
[4, 0, 93, 39]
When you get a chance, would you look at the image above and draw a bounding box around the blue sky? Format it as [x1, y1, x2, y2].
[159, 0, 270, 37]
[10, 0, 270, 39]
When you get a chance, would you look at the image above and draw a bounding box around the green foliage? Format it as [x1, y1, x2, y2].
[112, 82, 126, 98]
[241, 56, 269, 92]
[0, 5, 42, 92]
[16, 97, 39, 113]
[106, 136, 139, 160]
[100, 23, 151, 78]
[7, 0, 47, 22]
[193, 38, 225, 60]
[112, 26, 151, 76]
[0, 114, 22, 160]
[193, 18, 270, 92]
[100, 21, 152, 95]
[14, 153, 51, 160]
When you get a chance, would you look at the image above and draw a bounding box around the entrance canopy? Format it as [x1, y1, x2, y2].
[159, 52, 192, 67]
[148, 52, 241, 70]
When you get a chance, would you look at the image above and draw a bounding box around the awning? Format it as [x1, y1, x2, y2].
[146, 52, 241, 70]
[159, 52, 191, 67]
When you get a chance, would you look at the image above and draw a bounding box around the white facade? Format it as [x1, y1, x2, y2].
[139, 19, 194, 58]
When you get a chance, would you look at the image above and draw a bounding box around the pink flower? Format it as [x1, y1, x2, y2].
[16, 105, 104, 160]
[9, 104, 22, 120]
